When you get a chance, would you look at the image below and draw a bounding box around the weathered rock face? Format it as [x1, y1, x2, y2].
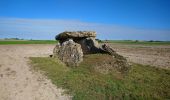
[55, 31, 96, 41]
[76, 37, 100, 54]
[53, 39, 83, 66]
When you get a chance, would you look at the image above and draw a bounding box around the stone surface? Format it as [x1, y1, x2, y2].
[55, 31, 96, 40]
[76, 37, 100, 54]
[54, 39, 83, 66]
[53, 43, 60, 58]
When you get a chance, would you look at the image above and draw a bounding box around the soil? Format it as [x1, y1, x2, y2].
[109, 43, 170, 69]
[0, 44, 70, 100]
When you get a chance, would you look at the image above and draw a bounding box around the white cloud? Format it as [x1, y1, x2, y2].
[0, 17, 170, 40]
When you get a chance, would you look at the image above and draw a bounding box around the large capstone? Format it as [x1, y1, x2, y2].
[53, 39, 83, 66]
[55, 31, 96, 40]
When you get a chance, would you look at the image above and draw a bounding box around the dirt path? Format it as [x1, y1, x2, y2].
[0, 44, 70, 100]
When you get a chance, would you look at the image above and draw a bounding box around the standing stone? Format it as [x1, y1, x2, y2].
[54, 39, 83, 66]
[53, 43, 60, 58]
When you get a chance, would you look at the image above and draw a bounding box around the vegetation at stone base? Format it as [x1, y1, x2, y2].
[30, 54, 170, 100]
[0, 40, 57, 45]
[102, 40, 170, 45]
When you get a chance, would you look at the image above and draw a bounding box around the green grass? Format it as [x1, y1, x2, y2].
[105, 40, 170, 45]
[30, 54, 170, 100]
[0, 40, 57, 44]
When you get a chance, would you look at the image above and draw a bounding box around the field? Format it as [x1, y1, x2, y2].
[108, 43, 170, 69]
[0, 41, 170, 100]
[0, 40, 57, 45]
[105, 40, 170, 45]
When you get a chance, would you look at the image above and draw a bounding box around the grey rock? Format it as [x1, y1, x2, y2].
[55, 31, 96, 40]
[76, 37, 100, 54]
[53, 39, 83, 66]
[53, 43, 61, 58]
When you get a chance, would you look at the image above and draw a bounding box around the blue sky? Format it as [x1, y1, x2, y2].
[0, 0, 170, 40]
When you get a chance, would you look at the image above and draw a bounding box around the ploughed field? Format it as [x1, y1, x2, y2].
[108, 43, 170, 69]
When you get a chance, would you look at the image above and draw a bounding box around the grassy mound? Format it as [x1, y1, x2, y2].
[30, 54, 170, 100]
[79, 54, 130, 74]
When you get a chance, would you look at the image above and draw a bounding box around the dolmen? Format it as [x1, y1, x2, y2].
[53, 31, 129, 72]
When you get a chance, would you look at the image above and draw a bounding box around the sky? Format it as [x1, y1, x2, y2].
[0, 0, 170, 40]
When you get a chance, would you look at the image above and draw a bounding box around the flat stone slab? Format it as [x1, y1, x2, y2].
[55, 31, 96, 40]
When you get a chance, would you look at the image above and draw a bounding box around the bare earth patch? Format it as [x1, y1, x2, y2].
[109, 43, 170, 69]
[0, 44, 70, 100]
